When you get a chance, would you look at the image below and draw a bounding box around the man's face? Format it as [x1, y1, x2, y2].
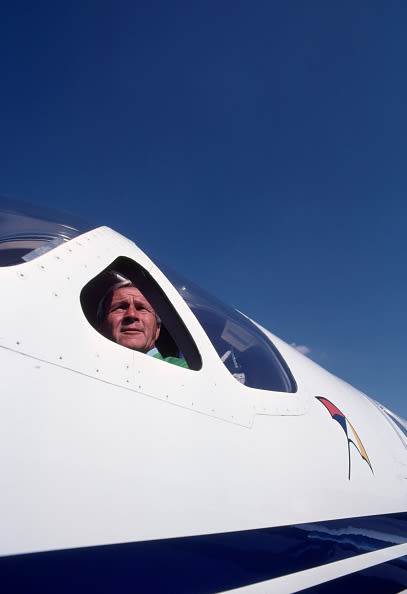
[100, 286, 160, 352]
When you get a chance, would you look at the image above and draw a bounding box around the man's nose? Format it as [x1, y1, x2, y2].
[125, 304, 139, 319]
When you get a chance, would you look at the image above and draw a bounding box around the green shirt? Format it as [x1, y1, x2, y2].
[153, 352, 189, 368]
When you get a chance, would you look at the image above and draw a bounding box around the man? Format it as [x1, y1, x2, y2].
[97, 279, 188, 368]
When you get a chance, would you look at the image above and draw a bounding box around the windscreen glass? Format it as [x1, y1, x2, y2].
[157, 261, 296, 393]
[0, 196, 95, 266]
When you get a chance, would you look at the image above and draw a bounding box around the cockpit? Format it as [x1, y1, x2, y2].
[0, 196, 296, 393]
[0, 195, 93, 266]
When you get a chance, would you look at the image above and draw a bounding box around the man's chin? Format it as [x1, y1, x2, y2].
[118, 337, 146, 351]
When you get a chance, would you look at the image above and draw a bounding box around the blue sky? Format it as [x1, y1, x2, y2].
[1, 1, 406, 416]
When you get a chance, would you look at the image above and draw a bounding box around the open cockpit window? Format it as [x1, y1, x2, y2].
[0, 195, 93, 266]
[157, 261, 297, 392]
[81, 257, 202, 371]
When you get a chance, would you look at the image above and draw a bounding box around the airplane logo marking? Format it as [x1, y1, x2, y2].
[316, 396, 373, 480]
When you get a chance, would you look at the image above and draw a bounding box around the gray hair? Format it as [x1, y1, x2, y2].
[97, 275, 161, 327]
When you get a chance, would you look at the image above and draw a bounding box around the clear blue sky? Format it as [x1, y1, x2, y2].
[1, 1, 406, 417]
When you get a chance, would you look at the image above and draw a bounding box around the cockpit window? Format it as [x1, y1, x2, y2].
[0, 195, 94, 266]
[81, 257, 202, 371]
[157, 261, 296, 392]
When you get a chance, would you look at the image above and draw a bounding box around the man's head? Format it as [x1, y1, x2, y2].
[98, 281, 161, 352]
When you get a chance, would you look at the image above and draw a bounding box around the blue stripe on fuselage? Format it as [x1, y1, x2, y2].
[1, 512, 407, 593]
[301, 554, 407, 593]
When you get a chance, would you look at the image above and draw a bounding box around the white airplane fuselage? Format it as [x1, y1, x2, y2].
[0, 202, 406, 592]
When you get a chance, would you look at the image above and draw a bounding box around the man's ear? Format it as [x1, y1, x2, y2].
[155, 322, 161, 341]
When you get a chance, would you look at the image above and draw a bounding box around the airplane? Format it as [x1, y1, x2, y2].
[0, 194, 406, 593]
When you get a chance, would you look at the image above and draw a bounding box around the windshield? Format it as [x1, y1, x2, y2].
[157, 261, 296, 393]
[0, 196, 95, 266]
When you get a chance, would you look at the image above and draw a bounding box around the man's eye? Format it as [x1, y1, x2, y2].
[112, 304, 126, 312]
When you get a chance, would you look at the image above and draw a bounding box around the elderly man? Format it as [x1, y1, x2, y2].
[97, 278, 188, 368]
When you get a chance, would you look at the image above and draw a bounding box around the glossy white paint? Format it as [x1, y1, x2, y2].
[0, 223, 406, 587]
